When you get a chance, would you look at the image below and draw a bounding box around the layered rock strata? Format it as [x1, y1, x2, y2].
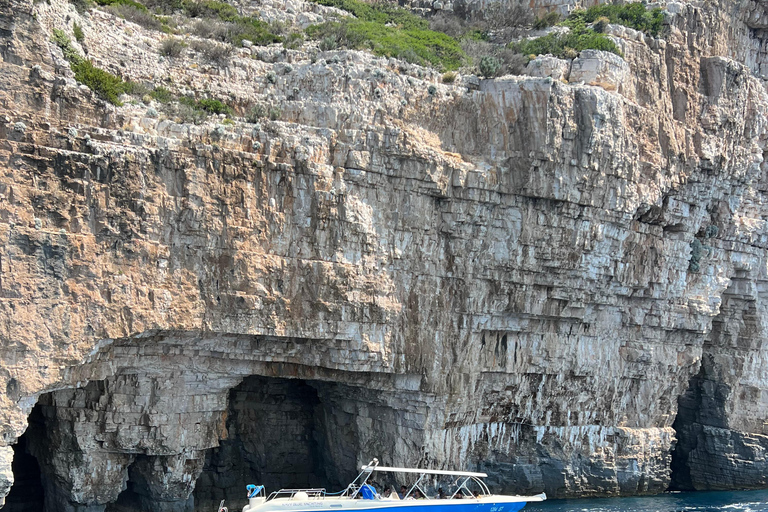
[0, 0, 767, 509]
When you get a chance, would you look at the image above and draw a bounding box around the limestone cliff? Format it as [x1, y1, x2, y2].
[0, 0, 767, 510]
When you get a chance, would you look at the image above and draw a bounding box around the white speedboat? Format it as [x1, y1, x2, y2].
[218, 459, 546, 512]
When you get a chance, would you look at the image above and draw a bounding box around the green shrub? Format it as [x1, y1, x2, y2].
[592, 15, 610, 33]
[283, 31, 305, 49]
[689, 238, 703, 273]
[73, 22, 84, 42]
[141, 0, 183, 13]
[442, 71, 456, 83]
[160, 37, 187, 57]
[461, 38, 527, 75]
[704, 225, 719, 238]
[310, 0, 427, 30]
[510, 19, 621, 58]
[104, 4, 163, 30]
[52, 28, 128, 105]
[246, 102, 279, 121]
[532, 10, 560, 29]
[123, 80, 152, 96]
[196, 98, 233, 115]
[564, 2, 664, 36]
[52, 29, 81, 61]
[69, 0, 93, 14]
[183, 0, 238, 21]
[178, 96, 233, 116]
[183, 0, 281, 46]
[191, 39, 233, 64]
[478, 55, 500, 77]
[94, 0, 148, 12]
[307, 19, 464, 70]
[306, 0, 465, 70]
[319, 36, 337, 51]
[150, 86, 174, 103]
[71, 60, 128, 104]
[228, 18, 282, 46]
[247, 103, 267, 122]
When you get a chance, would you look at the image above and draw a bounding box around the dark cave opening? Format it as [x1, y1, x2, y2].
[669, 353, 730, 491]
[6, 371, 408, 512]
[106, 455, 196, 512]
[4, 432, 45, 512]
[194, 375, 355, 512]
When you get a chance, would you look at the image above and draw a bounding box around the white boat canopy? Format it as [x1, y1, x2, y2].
[360, 466, 488, 478]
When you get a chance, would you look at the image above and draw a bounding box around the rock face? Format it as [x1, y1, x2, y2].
[0, 0, 768, 509]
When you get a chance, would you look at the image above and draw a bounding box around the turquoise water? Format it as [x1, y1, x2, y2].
[525, 490, 768, 512]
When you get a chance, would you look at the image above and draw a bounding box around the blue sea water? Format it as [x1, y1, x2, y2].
[525, 490, 768, 512]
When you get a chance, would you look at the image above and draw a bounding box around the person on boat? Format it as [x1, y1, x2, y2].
[398, 486, 408, 499]
[437, 488, 446, 499]
[412, 490, 424, 499]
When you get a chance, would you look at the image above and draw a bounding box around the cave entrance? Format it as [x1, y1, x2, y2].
[4, 365, 418, 511]
[194, 375, 347, 511]
[4, 431, 45, 512]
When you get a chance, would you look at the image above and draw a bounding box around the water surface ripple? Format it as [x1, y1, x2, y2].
[525, 490, 768, 512]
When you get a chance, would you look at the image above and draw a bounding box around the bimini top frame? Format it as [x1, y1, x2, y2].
[350, 460, 492, 500]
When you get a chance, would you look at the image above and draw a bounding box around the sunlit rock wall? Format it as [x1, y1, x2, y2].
[0, 0, 767, 508]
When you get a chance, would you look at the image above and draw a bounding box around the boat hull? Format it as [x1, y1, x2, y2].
[244, 496, 545, 512]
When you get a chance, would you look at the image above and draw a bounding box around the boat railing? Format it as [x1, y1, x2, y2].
[266, 488, 327, 501]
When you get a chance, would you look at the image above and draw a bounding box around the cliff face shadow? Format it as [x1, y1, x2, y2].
[3, 431, 45, 512]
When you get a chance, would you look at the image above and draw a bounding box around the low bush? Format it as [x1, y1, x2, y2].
[592, 16, 610, 33]
[565, 2, 664, 36]
[72, 61, 128, 104]
[268, 106, 281, 120]
[158, 95, 233, 123]
[429, 12, 464, 39]
[73, 22, 84, 42]
[689, 238, 703, 273]
[283, 31, 305, 50]
[141, 0, 182, 13]
[69, 0, 93, 14]
[194, 97, 233, 115]
[307, 18, 464, 70]
[104, 3, 163, 30]
[311, 0, 427, 30]
[52, 28, 128, 105]
[429, 3, 533, 42]
[442, 71, 456, 83]
[183, 0, 238, 21]
[160, 37, 187, 57]
[246, 103, 267, 122]
[478, 55, 500, 77]
[191, 39, 233, 64]
[95, 0, 148, 11]
[478, 2, 534, 35]
[532, 11, 560, 30]
[228, 17, 282, 47]
[149, 86, 174, 103]
[184, 1, 282, 46]
[461, 38, 527, 75]
[319, 36, 337, 51]
[123, 80, 152, 96]
[509, 19, 621, 58]
[192, 18, 231, 41]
